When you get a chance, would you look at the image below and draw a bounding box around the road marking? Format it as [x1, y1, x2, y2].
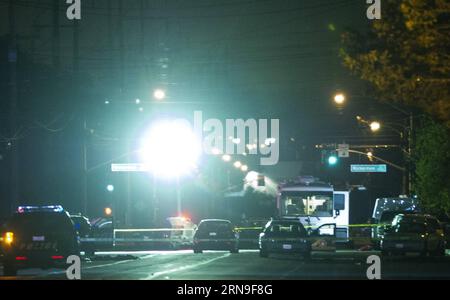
[143, 253, 231, 280]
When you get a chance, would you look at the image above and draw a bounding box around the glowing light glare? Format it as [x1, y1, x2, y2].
[233, 161, 242, 168]
[140, 120, 202, 178]
[106, 185, 114, 192]
[153, 89, 166, 100]
[334, 93, 346, 105]
[246, 144, 257, 150]
[370, 121, 381, 132]
[241, 165, 248, 172]
[328, 155, 338, 165]
[245, 171, 259, 182]
[104, 207, 113, 216]
[232, 138, 241, 144]
[264, 138, 276, 145]
[211, 148, 221, 155]
[367, 152, 373, 157]
[135, 98, 141, 104]
[222, 154, 231, 162]
[5, 232, 14, 245]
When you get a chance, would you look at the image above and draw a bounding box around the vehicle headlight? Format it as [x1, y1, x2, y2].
[4, 232, 14, 245]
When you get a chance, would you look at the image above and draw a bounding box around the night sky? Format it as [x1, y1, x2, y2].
[0, 1, 405, 223]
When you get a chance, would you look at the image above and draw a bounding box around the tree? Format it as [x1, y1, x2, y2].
[341, 0, 450, 127]
[413, 118, 450, 217]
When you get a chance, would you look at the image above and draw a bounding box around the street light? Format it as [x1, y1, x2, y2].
[333, 93, 346, 105]
[153, 89, 166, 101]
[222, 154, 231, 162]
[240, 165, 248, 172]
[370, 121, 381, 132]
[233, 161, 242, 168]
[104, 207, 113, 216]
[106, 184, 114, 192]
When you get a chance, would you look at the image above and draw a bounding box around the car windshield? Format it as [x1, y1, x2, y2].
[280, 191, 333, 217]
[266, 222, 307, 238]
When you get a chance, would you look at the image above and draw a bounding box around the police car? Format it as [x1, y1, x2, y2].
[1, 205, 80, 276]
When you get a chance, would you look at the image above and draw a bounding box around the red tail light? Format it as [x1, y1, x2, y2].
[15, 256, 28, 261]
[51, 255, 64, 260]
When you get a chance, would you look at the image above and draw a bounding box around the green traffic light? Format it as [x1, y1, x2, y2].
[328, 155, 338, 165]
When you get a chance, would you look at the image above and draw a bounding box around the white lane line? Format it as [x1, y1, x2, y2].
[143, 253, 231, 280]
[84, 258, 147, 270]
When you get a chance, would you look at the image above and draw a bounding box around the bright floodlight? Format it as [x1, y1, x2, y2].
[153, 89, 166, 100]
[233, 161, 242, 168]
[140, 120, 202, 178]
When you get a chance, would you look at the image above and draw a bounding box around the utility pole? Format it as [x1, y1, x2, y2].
[71, 9, 85, 214]
[8, 0, 19, 212]
[407, 112, 413, 194]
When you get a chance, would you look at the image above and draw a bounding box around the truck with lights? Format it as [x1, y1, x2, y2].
[276, 176, 349, 239]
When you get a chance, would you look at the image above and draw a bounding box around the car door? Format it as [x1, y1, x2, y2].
[310, 224, 337, 252]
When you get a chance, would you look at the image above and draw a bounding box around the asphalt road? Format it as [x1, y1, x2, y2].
[1, 250, 450, 280]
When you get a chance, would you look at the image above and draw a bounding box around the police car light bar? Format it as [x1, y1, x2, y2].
[17, 205, 64, 213]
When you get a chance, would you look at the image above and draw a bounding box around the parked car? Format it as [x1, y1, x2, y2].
[380, 214, 446, 257]
[259, 218, 311, 259]
[1, 205, 80, 276]
[372, 210, 414, 248]
[193, 219, 239, 254]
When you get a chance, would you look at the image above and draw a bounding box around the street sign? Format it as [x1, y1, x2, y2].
[351, 164, 387, 173]
[111, 163, 149, 172]
[338, 144, 349, 158]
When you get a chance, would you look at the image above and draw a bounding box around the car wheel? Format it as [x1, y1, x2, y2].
[193, 248, 202, 254]
[3, 263, 18, 276]
[259, 249, 268, 258]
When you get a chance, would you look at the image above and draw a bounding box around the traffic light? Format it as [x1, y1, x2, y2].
[327, 152, 338, 166]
